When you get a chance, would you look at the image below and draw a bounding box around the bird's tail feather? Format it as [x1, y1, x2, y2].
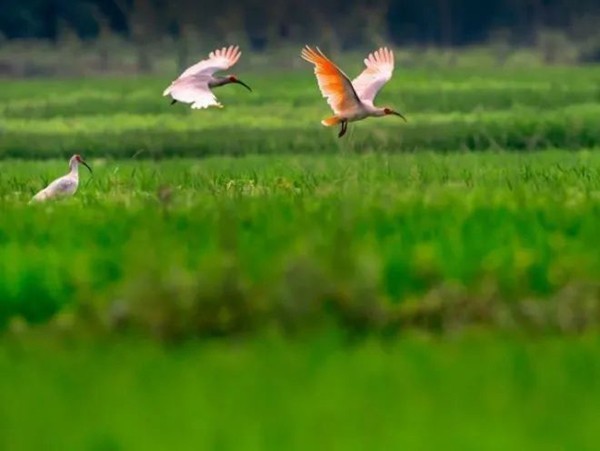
[321, 116, 341, 127]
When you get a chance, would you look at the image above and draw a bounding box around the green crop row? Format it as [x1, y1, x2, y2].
[1, 104, 599, 158]
[1, 67, 598, 158]
[1, 79, 597, 118]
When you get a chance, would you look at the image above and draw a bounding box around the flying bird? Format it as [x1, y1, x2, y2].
[163, 45, 252, 109]
[30, 154, 92, 203]
[301, 46, 406, 137]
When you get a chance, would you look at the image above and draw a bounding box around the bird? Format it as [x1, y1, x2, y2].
[163, 45, 252, 109]
[30, 154, 92, 203]
[301, 46, 406, 138]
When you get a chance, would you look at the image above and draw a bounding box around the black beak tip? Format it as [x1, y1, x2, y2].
[236, 80, 252, 92]
[395, 112, 407, 122]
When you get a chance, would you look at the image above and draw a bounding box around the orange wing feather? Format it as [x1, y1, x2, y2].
[301, 46, 362, 115]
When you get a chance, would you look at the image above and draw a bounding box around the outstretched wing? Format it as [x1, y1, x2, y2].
[351, 47, 395, 104]
[163, 76, 222, 109]
[177, 45, 242, 79]
[162, 45, 241, 106]
[301, 46, 362, 115]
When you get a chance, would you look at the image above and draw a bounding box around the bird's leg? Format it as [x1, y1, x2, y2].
[338, 120, 348, 138]
[170, 99, 177, 105]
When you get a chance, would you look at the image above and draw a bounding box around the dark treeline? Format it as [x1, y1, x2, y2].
[1, 0, 599, 48]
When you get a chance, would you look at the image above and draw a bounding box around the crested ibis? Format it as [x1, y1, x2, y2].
[163, 45, 252, 109]
[30, 154, 92, 203]
[301, 46, 406, 137]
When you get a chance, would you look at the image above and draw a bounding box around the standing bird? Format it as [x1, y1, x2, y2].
[30, 154, 92, 203]
[301, 46, 406, 137]
[163, 45, 252, 109]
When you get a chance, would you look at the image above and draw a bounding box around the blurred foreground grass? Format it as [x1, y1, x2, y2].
[0, 332, 598, 450]
[2, 151, 600, 336]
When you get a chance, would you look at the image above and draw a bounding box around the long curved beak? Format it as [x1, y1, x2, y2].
[391, 110, 407, 122]
[234, 79, 252, 92]
[81, 160, 93, 174]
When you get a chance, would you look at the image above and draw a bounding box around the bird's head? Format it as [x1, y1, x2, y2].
[227, 75, 252, 92]
[71, 154, 93, 174]
[382, 107, 407, 122]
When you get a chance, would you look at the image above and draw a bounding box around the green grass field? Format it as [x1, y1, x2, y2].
[1, 64, 600, 449]
[3, 151, 600, 337]
[2, 333, 600, 450]
[1, 66, 599, 157]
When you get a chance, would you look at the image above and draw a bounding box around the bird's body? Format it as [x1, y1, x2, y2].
[301, 46, 406, 137]
[163, 45, 252, 109]
[30, 154, 92, 203]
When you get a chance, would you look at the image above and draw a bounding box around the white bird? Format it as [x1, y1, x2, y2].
[163, 45, 252, 109]
[30, 154, 92, 203]
[301, 46, 407, 137]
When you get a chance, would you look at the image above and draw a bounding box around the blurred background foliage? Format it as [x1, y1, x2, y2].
[1, 0, 600, 77]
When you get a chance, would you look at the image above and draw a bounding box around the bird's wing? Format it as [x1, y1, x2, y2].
[163, 76, 222, 109]
[32, 177, 77, 201]
[351, 47, 395, 104]
[301, 46, 362, 115]
[48, 177, 77, 195]
[174, 45, 242, 80]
